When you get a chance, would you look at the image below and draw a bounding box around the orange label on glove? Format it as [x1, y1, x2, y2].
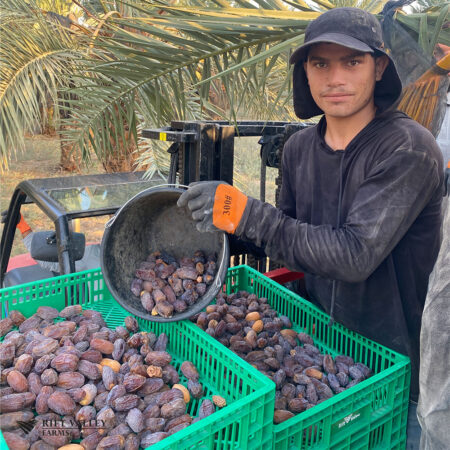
[212, 184, 248, 234]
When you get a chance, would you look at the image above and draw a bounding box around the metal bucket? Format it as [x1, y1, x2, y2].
[101, 185, 229, 322]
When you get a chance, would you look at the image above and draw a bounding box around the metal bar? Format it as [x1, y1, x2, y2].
[170, 120, 306, 137]
[15, 181, 76, 275]
[66, 208, 120, 220]
[16, 180, 65, 222]
[180, 142, 192, 185]
[218, 125, 235, 185]
[0, 189, 27, 285]
[141, 128, 196, 143]
[180, 123, 201, 184]
[234, 124, 287, 136]
[54, 216, 75, 275]
[178, 143, 185, 186]
[167, 143, 180, 185]
[199, 123, 218, 181]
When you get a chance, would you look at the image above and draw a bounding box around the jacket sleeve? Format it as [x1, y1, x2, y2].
[235, 148, 441, 283]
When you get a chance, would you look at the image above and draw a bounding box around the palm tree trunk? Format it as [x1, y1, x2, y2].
[59, 124, 79, 172]
[102, 128, 138, 172]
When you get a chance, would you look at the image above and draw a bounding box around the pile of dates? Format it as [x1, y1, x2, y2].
[192, 291, 372, 424]
[0, 306, 225, 449]
[131, 250, 217, 318]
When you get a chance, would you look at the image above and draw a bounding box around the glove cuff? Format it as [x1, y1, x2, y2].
[212, 184, 248, 233]
[17, 214, 32, 234]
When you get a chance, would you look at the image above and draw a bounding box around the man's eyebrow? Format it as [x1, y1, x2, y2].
[308, 51, 367, 61]
[308, 55, 327, 61]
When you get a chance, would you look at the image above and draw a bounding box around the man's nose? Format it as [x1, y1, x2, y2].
[326, 64, 346, 86]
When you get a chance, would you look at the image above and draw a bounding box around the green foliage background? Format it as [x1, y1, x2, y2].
[0, 0, 448, 174]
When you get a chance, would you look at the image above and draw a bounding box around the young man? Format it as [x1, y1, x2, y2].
[178, 7, 443, 445]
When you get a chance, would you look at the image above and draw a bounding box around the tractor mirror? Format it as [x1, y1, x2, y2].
[30, 231, 86, 262]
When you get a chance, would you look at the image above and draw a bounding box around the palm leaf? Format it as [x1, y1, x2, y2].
[0, 0, 84, 170]
[2, 0, 449, 175]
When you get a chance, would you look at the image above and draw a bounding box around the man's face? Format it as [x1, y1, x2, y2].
[303, 43, 388, 120]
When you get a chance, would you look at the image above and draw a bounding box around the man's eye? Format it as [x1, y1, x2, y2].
[314, 62, 327, 68]
[348, 59, 360, 66]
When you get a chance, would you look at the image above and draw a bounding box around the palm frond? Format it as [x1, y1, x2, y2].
[394, 6, 450, 47]
[0, 0, 84, 170]
[60, 2, 315, 167]
[2, 0, 449, 175]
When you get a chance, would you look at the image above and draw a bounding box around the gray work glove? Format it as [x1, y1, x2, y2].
[177, 181, 248, 234]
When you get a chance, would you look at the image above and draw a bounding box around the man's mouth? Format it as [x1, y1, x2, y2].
[322, 93, 352, 100]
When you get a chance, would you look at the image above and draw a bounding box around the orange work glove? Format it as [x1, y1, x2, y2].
[177, 181, 248, 234]
[17, 214, 32, 235]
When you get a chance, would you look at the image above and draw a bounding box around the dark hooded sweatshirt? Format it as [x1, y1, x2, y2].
[235, 110, 443, 401]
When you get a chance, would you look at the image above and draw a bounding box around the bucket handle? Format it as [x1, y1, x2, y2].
[105, 183, 189, 229]
[214, 243, 228, 290]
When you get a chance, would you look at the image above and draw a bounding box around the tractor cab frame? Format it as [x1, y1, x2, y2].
[0, 171, 165, 287]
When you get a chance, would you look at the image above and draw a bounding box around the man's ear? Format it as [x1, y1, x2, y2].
[375, 55, 389, 81]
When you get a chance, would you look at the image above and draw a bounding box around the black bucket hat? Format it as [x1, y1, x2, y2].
[290, 7, 402, 119]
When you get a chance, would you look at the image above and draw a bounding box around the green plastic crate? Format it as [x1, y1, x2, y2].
[0, 268, 275, 450]
[223, 266, 411, 450]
